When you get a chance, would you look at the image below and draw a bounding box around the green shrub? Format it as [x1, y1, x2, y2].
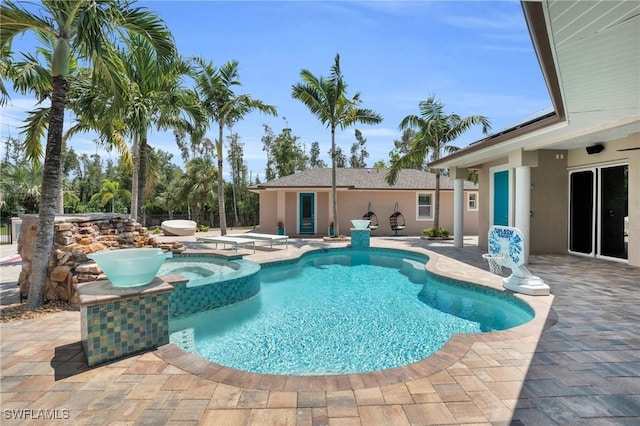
[196, 224, 209, 232]
[422, 227, 450, 237]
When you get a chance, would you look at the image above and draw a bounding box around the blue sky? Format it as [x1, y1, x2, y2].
[1, 0, 551, 180]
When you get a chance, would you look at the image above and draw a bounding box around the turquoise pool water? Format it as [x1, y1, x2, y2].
[169, 249, 534, 375]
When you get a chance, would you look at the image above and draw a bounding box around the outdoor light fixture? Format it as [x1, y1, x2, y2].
[586, 143, 604, 155]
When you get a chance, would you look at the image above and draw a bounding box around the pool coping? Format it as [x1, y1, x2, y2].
[154, 242, 557, 392]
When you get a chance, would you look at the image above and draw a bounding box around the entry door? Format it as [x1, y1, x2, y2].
[299, 193, 315, 233]
[600, 165, 628, 259]
[569, 165, 628, 261]
[493, 170, 509, 226]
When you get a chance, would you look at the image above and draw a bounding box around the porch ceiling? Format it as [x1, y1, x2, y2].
[434, 0, 640, 169]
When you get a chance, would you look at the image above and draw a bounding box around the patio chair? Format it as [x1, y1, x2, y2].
[362, 202, 379, 230]
[389, 203, 406, 236]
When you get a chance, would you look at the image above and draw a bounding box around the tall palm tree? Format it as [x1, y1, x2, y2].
[387, 95, 491, 231]
[292, 53, 382, 236]
[2, 36, 75, 213]
[91, 179, 130, 213]
[191, 58, 277, 235]
[0, 0, 175, 309]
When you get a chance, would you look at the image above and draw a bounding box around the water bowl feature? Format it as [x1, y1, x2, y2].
[87, 248, 173, 287]
[351, 219, 371, 229]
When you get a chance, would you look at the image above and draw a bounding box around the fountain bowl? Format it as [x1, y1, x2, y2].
[351, 219, 371, 229]
[87, 248, 173, 287]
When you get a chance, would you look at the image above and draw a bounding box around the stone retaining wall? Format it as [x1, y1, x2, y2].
[17, 213, 172, 307]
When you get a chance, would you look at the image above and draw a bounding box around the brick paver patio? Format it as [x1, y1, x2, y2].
[1, 236, 638, 425]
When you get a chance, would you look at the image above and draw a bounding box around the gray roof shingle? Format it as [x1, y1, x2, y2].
[252, 168, 478, 190]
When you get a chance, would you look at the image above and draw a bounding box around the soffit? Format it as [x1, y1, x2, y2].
[435, 0, 640, 169]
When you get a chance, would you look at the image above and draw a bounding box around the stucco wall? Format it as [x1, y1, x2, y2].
[258, 191, 278, 234]
[530, 150, 568, 254]
[257, 188, 478, 236]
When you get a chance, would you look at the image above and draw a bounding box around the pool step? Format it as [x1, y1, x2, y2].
[400, 259, 427, 283]
[170, 328, 197, 353]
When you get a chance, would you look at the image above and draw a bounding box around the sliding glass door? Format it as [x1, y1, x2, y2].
[569, 170, 595, 254]
[569, 164, 628, 261]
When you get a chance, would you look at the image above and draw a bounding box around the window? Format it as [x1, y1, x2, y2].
[467, 192, 478, 211]
[417, 193, 433, 220]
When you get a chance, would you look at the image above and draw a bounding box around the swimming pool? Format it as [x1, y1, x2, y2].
[169, 248, 534, 375]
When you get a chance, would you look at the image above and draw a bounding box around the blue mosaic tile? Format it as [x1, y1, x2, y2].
[168, 259, 261, 319]
[81, 292, 170, 367]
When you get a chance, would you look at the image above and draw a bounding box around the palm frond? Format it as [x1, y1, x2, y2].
[19, 107, 49, 162]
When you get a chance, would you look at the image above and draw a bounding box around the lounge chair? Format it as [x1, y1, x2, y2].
[195, 236, 258, 253]
[161, 220, 197, 236]
[230, 232, 289, 249]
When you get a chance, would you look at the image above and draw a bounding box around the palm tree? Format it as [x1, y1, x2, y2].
[191, 58, 277, 235]
[0, 0, 175, 309]
[91, 179, 130, 213]
[292, 53, 382, 236]
[181, 157, 218, 226]
[387, 95, 491, 231]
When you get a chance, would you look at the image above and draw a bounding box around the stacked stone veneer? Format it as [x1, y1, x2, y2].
[17, 213, 174, 307]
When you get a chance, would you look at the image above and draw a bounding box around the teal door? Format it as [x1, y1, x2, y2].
[493, 170, 509, 226]
[299, 193, 315, 233]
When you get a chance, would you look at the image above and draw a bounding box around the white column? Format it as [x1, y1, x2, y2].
[515, 166, 531, 264]
[453, 178, 464, 248]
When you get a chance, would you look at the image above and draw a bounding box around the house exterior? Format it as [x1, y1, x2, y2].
[430, 1, 639, 267]
[250, 168, 479, 237]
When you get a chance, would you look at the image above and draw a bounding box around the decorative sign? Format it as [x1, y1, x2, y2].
[488, 226, 525, 269]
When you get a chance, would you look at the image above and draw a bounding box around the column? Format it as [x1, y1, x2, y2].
[515, 166, 531, 264]
[453, 178, 464, 248]
[450, 167, 468, 248]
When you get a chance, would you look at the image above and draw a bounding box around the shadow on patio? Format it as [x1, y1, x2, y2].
[417, 237, 640, 423]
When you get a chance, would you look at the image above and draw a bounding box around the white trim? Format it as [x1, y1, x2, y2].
[415, 192, 434, 221]
[466, 191, 479, 211]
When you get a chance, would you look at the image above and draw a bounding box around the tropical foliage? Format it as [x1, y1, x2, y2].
[1, 0, 176, 308]
[191, 58, 276, 235]
[387, 95, 491, 230]
[292, 53, 382, 235]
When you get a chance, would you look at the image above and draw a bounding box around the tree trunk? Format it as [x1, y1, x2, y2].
[130, 134, 139, 219]
[331, 125, 338, 236]
[56, 173, 64, 213]
[27, 76, 68, 309]
[434, 171, 441, 231]
[217, 123, 227, 235]
[137, 136, 148, 225]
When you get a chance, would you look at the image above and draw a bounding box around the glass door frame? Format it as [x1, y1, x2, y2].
[567, 163, 628, 263]
[568, 167, 596, 257]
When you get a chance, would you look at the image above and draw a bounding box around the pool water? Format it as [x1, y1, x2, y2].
[169, 249, 533, 375]
[158, 256, 238, 286]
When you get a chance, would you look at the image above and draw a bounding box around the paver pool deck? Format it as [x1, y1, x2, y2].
[0, 235, 638, 425]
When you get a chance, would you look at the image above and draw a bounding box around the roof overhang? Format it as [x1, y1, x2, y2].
[430, 0, 640, 170]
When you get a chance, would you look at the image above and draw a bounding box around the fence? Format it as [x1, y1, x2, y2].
[144, 213, 258, 230]
[0, 215, 14, 245]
